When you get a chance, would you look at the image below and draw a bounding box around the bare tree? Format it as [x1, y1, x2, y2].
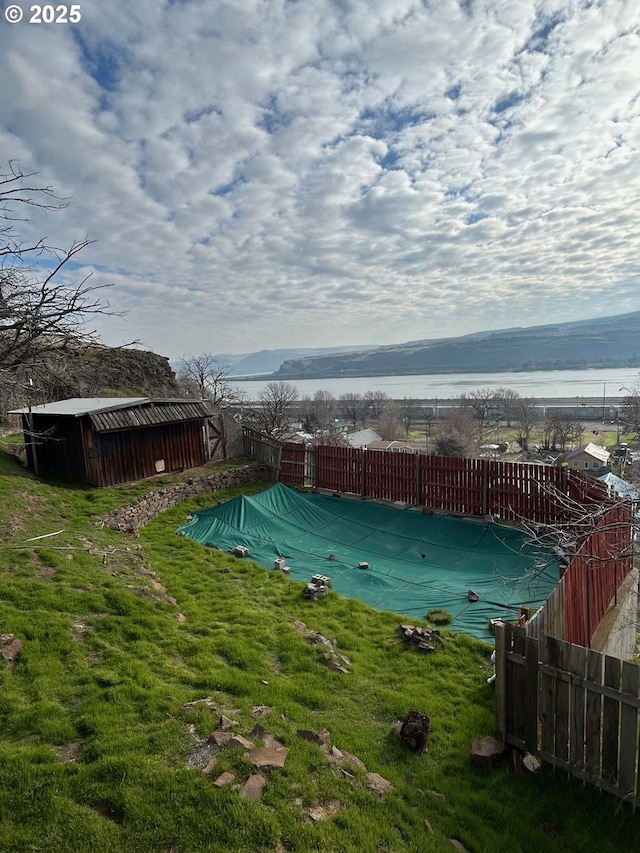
[248, 381, 298, 438]
[493, 387, 519, 427]
[176, 354, 237, 406]
[620, 384, 640, 442]
[543, 413, 582, 452]
[364, 389, 391, 421]
[339, 392, 364, 428]
[378, 410, 403, 440]
[399, 397, 420, 436]
[512, 397, 540, 449]
[435, 408, 478, 457]
[460, 388, 495, 438]
[1, 161, 116, 402]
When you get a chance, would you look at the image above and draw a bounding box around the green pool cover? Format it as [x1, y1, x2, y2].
[177, 483, 560, 641]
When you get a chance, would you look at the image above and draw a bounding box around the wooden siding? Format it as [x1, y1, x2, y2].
[93, 419, 205, 486]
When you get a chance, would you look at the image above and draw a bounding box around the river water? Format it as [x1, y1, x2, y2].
[233, 366, 639, 402]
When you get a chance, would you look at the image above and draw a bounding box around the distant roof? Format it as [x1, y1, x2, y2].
[9, 397, 213, 431]
[597, 472, 640, 500]
[346, 428, 382, 448]
[565, 442, 610, 464]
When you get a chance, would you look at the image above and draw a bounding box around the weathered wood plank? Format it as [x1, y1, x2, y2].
[618, 660, 640, 802]
[540, 635, 556, 760]
[524, 635, 539, 752]
[584, 648, 603, 781]
[553, 638, 571, 764]
[510, 627, 526, 745]
[494, 622, 507, 745]
[569, 644, 587, 774]
[602, 655, 621, 787]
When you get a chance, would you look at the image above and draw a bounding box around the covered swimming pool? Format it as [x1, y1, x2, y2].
[177, 483, 560, 641]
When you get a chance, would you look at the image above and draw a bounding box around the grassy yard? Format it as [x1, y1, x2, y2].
[0, 446, 639, 852]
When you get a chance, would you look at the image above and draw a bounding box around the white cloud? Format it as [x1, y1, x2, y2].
[0, 0, 638, 358]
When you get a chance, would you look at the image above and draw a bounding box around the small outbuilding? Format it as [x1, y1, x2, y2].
[10, 397, 218, 487]
[564, 442, 611, 472]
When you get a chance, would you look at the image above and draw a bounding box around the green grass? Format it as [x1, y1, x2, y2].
[1, 453, 640, 852]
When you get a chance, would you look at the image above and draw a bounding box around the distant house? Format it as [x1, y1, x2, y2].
[597, 472, 640, 502]
[563, 442, 611, 472]
[10, 397, 216, 487]
[345, 428, 382, 449]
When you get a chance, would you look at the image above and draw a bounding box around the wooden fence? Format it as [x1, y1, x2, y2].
[496, 621, 640, 808]
[271, 440, 611, 526]
[525, 503, 633, 647]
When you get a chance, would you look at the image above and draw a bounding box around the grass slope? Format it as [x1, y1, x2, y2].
[0, 446, 639, 852]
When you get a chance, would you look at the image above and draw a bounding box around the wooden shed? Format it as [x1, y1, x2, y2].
[10, 397, 217, 487]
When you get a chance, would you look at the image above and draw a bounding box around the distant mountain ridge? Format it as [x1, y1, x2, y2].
[211, 345, 375, 376]
[270, 311, 640, 380]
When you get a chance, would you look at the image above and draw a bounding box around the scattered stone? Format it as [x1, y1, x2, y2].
[249, 723, 266, 740]
[263, 734, 285, 749]
[470, 736, 505, 768]
[467, 589, 479, 602]
[303, 582, 329, 601]
[207, 731, 233, 747]
[292, 620, 307, 633]
[228, 735, 255, 750]
[219, 715, 239, 731]
[309, 799, 341, 821]
[367, 772, 393, 795]
[340, 750, 366, 770]
[399, 711, 431, 753]
[0, 635, 23, 661]
[297, 728, 331, 747]
[201, 757, 218, 776]
[523, 753, 542, 773]
[326, 660, 350, 674]
[252, 705, 271, 718]
[398, 624, 442, 651]
[241, 774, 266, 801]
[450, 840, 470, 852]
[176, 612, 187, 622]
[248, 746, 289, 772]
[424, 819, 434, 833]
[212, 771, 235, 787]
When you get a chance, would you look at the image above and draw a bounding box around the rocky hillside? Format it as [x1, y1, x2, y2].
[273, 311, 640, 379]
[2, 345, 180, 422]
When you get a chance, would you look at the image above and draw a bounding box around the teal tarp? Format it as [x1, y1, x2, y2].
[178, 483, 559, 641]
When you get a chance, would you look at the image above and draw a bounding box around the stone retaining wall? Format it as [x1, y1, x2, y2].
[99, 463, 271, 535]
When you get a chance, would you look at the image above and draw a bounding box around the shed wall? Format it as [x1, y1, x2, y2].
[93, 419, 205, 486]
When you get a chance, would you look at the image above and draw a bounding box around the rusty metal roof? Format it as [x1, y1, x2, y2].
[89, 400, 213, 432]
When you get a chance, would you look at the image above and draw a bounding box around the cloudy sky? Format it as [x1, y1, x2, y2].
[1, 0, 639, 360]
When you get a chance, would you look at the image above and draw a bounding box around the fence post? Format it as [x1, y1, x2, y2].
[482, 458, 490, 517]
[415, 451, 421, 507]
[361, 447, 367, 498]
[494, 621, 507, 745]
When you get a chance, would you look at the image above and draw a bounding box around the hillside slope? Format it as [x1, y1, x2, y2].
[273, 311, 640, 379]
